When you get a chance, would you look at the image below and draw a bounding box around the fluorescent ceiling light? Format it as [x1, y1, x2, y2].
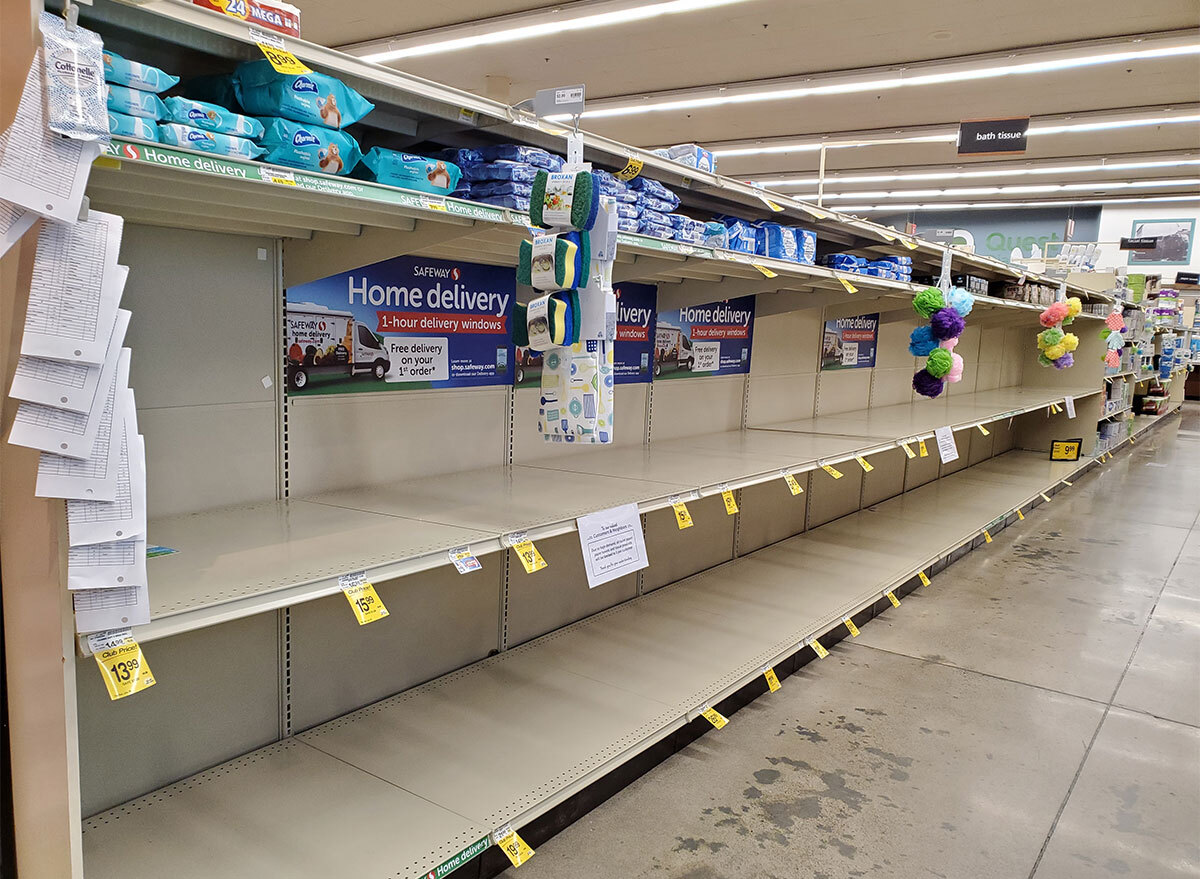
[713, 112, 1200, 157]
[574, 33, 1200, 119]
[789, 178, 1200, 201]
[349, 0, 755, 63]
[837, 195, 1200, 212]
[757, 157, 1200, 188]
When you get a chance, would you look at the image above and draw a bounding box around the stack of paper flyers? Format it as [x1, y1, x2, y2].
[540, 340, 615, 443]
[2, 52, 150, 635]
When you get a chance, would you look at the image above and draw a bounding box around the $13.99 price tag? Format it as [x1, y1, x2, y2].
[89, 630, 155, 701]
[493, 826, 535, 868]
[506, 532, 547, 574]
[340, 572, 388, 625]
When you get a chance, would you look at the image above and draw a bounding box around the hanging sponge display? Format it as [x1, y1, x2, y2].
[1037, 327, 1064, 349]
[517, 231, 591, 291]
[530, 170, 599, 230]
[946, 286, 975, 317]
[913, 287, 946, 319]
[1064, 297, 1082, 324]
[930, 307, 966, 341]
[908, 325, 938, 356]
[1053, 352, 1074, 370]
[925, 347, 953, 378]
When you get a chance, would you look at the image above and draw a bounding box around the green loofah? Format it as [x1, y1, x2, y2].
[925, 347, 953, 378]
[530, 170, 598, 230]
[1037, 327, 1064, 349]
[1038, 352, 1053, 367]
[913, 287, 945, 319]
[517, 232, 591, 289]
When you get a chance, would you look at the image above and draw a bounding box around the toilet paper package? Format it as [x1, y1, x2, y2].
[158, 123, 265, 160]
[477, 144, 563, 171]
[790, 227, 817, 264]
[755, 223, 798, 261]
[359, 148, 462, 195]
[462, 161, 541, 184]
[164, 97, 264, 139]
[102, 49, 179, 93]
[234, 60, 374, 129]
[108, 111, 158, 141]
[722, 218, 757, 253]
[107, 83, 167, 120]
[471, 180, 533, 199]
[257, 117, 361, 175]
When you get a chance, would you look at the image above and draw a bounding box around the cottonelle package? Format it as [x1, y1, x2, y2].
[39, 12, 109, 141]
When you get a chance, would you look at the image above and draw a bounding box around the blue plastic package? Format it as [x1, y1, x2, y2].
[617, 218, 639, 233]
[667, 214, 705, 235]
[103, 50, 178, 93]
[464, 161, 542, 184]
[158, 123, 264, 160]
[635, 194, 677, 215]
[874, 255, 912, 267]
[638, 221, 675, 240]
[234, 60, 374, 130]
[359, 148, 462, 195]
[435, 148, 483, 167]
[474, 193, 531, 211]
[182, 74, 241, 111]
[755, 223, 798, 261]
[639, 208, 670, 228]
[615, 202, 639, 219]
[108, 111, 158, 141]
[164, 97, 263, 139]
[703, 221, 728, 249]
[257, 117, 361, 175]
[470, 180, 533, 199]
[722, 218, 757, 253]
[478, 144, 563, 171]
[107, 83, 167, 120]
[627, 176, 680, 209]
[791, 228, 817, 264]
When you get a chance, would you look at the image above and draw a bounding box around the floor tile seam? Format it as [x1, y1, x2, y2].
[1108, 701, 1200, 731]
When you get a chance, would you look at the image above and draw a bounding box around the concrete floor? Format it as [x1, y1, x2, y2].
[503, 403, 1200, 879]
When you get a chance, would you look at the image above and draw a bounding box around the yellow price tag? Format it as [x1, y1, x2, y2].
[838, 276, 858, 294]
[811, 638, 829, 658]
[494, 829, 535, 868]
[671, 500, 694, 530]
[616, 156, 643, 182]
[701, 706, 728, 729]
[918, 439, 929, 458]
[878, 230, 896, 242]
[886, 591, 900, 608]
[855, 455, 874, 473]
[94, 640, 155, 701]
[918, 571, 931, 587]
[901, 238, 919, 250]
[983, 530, 993, 543]
[721, 488, 739, 515]
[1062, 479, 1073, 486]
[257, 43, 311, 75]
[752, 263, 779, 278]
[976, 423, 990, 436]
[1017, 509, 1025, 520]
[511, 539, 547, 574]
[343, 580, 388, 625]
[844, 617, 860, 637]
[822, 463, 843, 479]
[806, 207, 828, 221]
[763, 667, 781, 692]
[265, 169, 297, 186]
[1040, 492, 1052, 503]
[93, 155, 122, 170]
[901, 442, 916, 459]
[783, 472, 803, 495]
[761, 197, 785, 212]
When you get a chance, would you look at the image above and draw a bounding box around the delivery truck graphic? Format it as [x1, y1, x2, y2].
[654, 321, 693, 376]
[285, 302, 390, 390]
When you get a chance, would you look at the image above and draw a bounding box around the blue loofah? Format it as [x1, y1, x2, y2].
[909, 325, 938, 356]
[947, 286, 975, 317]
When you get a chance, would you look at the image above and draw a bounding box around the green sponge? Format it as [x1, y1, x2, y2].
[913, 287, 945, 319]
[517, 231, 592, 289]
[512, 290, 581, 351]
[925, 347, 953, 378]
[530, 170, 599, 230]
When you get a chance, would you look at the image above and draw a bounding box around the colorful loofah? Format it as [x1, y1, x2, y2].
[1038, 327, 1064, 349]
[1043, 343, 1067, 360]
[1053, 352, 1074, 370]
[1039, 352, 1053, 367]
[1105, 310, 1125, 332]
[1060, 332, 1079, 353]
[1104, 349, 1121, 367]
[913, 368, 945, 398]
[930, 307, 966, 341]
[908, 325, 938, 357]
[946, 352, 965, 383]
[926, 347, 953, 378]
[1063, 297, 1082, 324]
[913, 287, 945, 319]
[1040, 301, 1070, 327]
[946, 287, 975, 318]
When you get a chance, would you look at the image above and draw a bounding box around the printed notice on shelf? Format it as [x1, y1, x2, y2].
[35, 378, 128, 502]
[68, 537, 147, 591]
[576, 503, 649, 589]
[74, 583, 150, 633]
[12, 309, 130, 413]
[66, 408, 146, 547]
[0, 51, 104, 223]
[1064, 395, 1076, 419]
[933, 426, 959, 464]
[0, 200, 37, 258]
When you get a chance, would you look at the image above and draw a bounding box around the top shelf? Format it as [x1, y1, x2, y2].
[76, 0, 1111, 304]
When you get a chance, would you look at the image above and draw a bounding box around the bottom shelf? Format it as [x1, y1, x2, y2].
[80, 443, 1152, 879]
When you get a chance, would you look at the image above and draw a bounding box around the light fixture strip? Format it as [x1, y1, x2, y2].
[786, 178, 1200, 202]
[835, 195, 1200, 211]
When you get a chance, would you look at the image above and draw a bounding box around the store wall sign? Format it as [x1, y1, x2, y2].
[821, 313, 879, 370]
[285, 255, 514, 395]
[1120, 236, 1161, 251]
[957, 117, 1029, 155]
[613, 282, 657, 385]
[1175, 271, 1199, 285]
[653, 296, 755, 380]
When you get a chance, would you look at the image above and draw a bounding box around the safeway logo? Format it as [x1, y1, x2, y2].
[122, 143, 141, 160]
[451, 267, 461, 281]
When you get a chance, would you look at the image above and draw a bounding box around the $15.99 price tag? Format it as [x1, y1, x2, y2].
[340, 572, 388, 625]
[719, 484, 739, 515]
[669, 496, 694, 530]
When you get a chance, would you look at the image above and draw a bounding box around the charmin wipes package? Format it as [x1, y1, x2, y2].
[158, 123, 265, 160]
[164, 97, 264, 139]
[234, 60, 374, 129]
[257, 117, 362, 175]
[358, 148, 461, 195]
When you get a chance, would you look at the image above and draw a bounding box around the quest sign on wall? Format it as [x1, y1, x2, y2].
[284, 256, 515, 394]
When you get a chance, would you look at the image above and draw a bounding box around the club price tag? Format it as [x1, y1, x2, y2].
[340, 572, 388, 625]
[811, 638, 829, 658]
[900, 442, 916, 459]
[615, 156, 643, 181]
[783, 471, 803, 495]
[844, 617, 860, 637]
[838, 276, 858, 294]
[90, 630, 155, 701]
[506, 532, 547, 573]
[420, 195, 448, 211]
[719, 484, 738, 515]
[1041, 492, 1052, 502]
[886, 591, 900, 608]
[448, 546, 481, 574]
[669, 496, 694, 530]
[821, 463, 843, 479]
[1017, 509, 1025, 520]
[918, 439, 929, 457]
[255, 40, 311, 75]
[976, 423, 990, 436]
[753, 263, 779, 278]
[701, 706, 728, 729]
[855, 455, 873, 473]
[918, 571, 931, 587]
[265, 168, 296, 186]
[901, 238, 919, 250]
[759, 195, 785, 212]
[983, 529, 993, 543]
[762, 666, 781, 692]
[492, 826, 534, 868]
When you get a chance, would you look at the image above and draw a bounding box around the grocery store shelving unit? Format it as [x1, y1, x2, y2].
[0, 3, 1177, 879]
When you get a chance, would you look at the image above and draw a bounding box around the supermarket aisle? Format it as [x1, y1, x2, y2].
[503, 405, 1200, 879]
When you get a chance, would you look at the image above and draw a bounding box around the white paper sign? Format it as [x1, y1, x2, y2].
[0, 200, 37, 258]
[73, 584, 149, 633]
[934, 426, 959, 464]
[1064, 396, 1076, 419]
[576, 503, 649, 589]
[691, 340, 720, 372]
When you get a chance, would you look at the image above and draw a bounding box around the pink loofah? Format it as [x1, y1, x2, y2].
[1040, 302, 1070, 327]
[945, 352, 965, 383]
[940, 336, 959, 351]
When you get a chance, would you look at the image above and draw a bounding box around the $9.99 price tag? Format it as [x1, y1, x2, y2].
[340, 572, 388, 625]
[90, 630, 155, 701]
[493, 825, 535, 868]
[250, 28, 311, 75]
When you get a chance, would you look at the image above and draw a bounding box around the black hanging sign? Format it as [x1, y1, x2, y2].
[958, 117, 1030, 155]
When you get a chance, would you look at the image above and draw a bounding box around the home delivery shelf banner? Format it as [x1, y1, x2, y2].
[654, 295, 755, 379]
[285, 255, 515, 395]
[821, 313, 879, 370]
